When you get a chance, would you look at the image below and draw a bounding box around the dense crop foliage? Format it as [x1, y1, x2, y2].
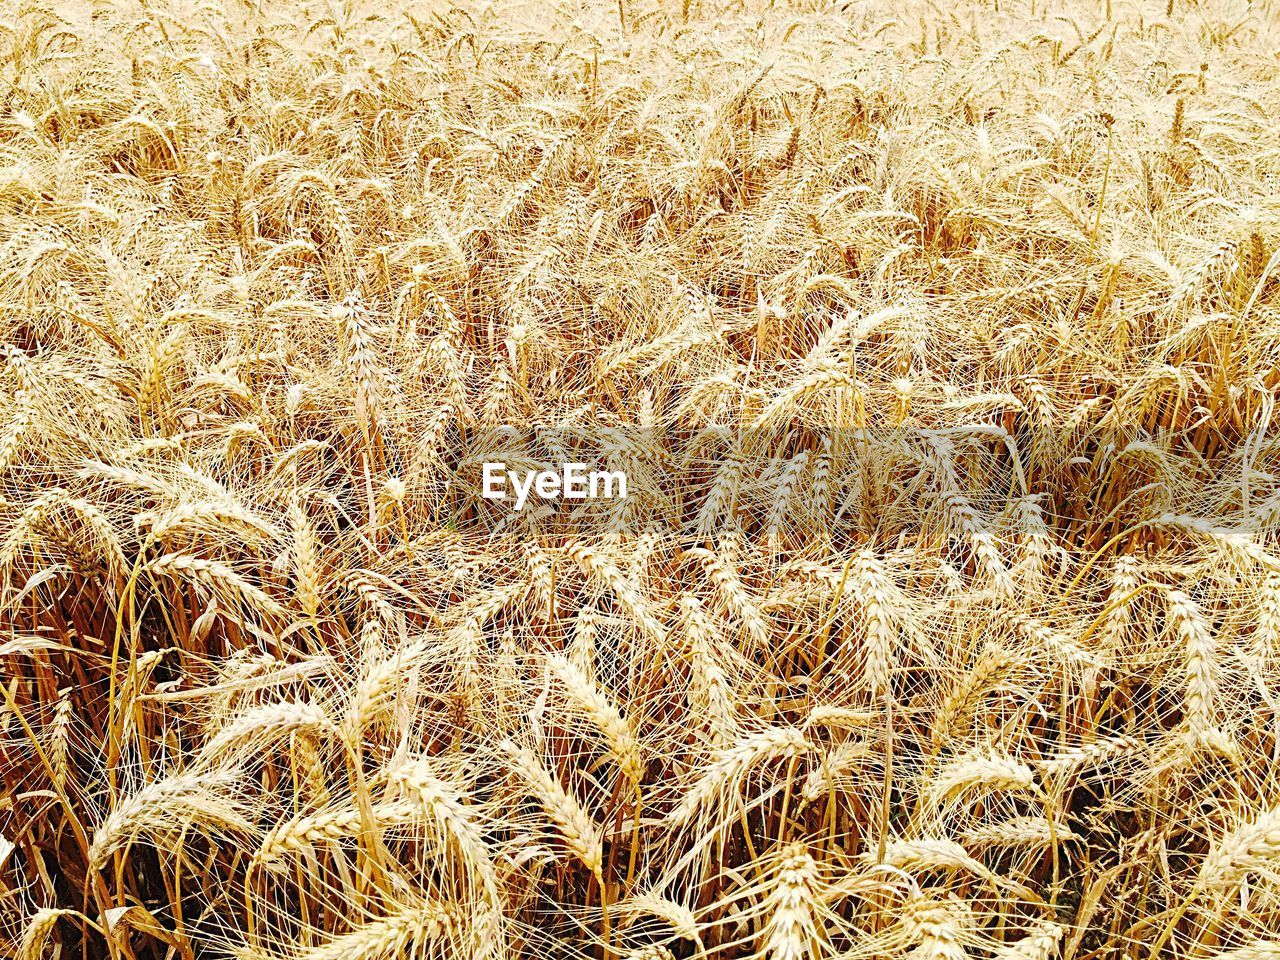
[3, 0, 1280, 958]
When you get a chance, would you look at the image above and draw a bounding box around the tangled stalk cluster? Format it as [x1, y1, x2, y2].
[3, 0, 1280, 958]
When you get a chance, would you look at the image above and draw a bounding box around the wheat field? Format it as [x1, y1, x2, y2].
[2, 0, 1280, 957]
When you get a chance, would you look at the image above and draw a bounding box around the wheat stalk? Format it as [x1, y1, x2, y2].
[502, 740, 604, 875]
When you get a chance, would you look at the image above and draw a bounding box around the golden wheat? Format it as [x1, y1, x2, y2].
[4, 0, 1280, 956]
